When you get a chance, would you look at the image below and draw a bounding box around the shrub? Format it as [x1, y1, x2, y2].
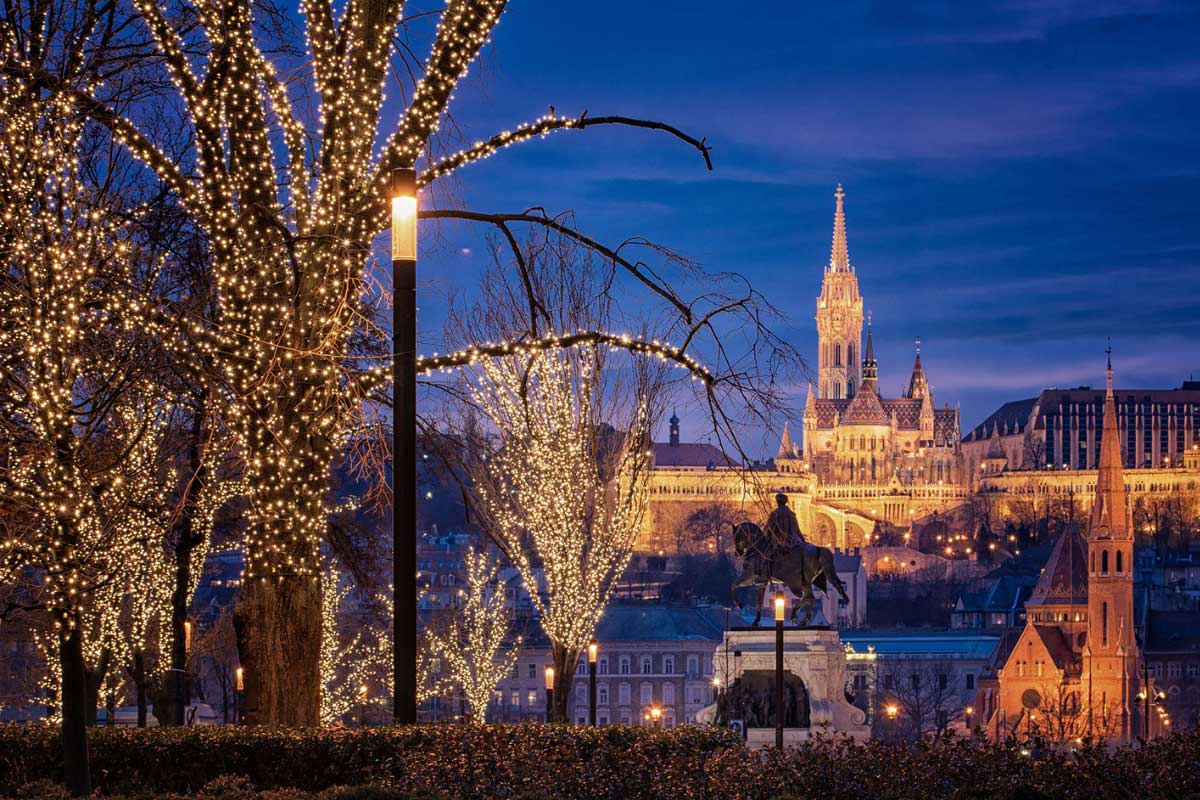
[2, 724, 1199, 800]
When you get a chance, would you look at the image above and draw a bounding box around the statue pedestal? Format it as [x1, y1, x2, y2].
[709, 624, 868, 747]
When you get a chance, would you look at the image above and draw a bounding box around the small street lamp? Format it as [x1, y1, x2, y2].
[775, 591, 786, 749]
[544, 665, 555, 723]
[650, 705, 663, 728]
[885, 702, 899, 740]
[359, 684, 369, 727]
[234, 666, 244, 724]
[964, 705, 975, 730]
[587, 640, 598, 726]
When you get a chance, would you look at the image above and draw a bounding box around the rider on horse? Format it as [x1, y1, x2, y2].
[764, 493, 805, 562]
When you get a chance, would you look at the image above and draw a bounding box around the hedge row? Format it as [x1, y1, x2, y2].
[4, 724, 1200, 800]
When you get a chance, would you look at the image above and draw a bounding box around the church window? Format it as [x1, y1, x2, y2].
[834, 381, 842, 399]
[1102, 602, 1109, 648]
[1116, 550, 1123, 574]
[1091, 552, 1095, 574]
[1101, 550, 1109, 575]
[848, 378, 856, 397]
[848, 343, 856, 367]
[834, 344, 842, 367]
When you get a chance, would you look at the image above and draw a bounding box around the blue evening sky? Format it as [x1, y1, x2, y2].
[414, 0, 1200, 455]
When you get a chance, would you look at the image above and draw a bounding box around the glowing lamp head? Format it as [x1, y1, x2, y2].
[650, 705, 662, 721]
[885, 703, 899, 719]
[390, 168, 418, 262]
[235, 666, 244, 692]
[588, 640, 598, 664]
[359, 684, 368, 700]
[774, 591, 786, 622]
[544, 665, 555, 690]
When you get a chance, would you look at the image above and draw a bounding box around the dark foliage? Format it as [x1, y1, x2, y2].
[3, 724, 1200, 800]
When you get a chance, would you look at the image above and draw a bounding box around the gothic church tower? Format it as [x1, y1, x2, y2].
[815, 185, 864, 400]
[1082, 349, 1139, 740]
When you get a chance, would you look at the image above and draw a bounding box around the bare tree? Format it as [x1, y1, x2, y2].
[876, 664, 964, 741]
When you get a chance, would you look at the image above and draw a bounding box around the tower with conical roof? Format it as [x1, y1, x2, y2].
[815, 185, 864, 400]
[1082, 347, 1138, 740]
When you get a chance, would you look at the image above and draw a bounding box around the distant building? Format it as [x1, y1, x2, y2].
[842, 630, 999, 734]
[492, 604, 728, 726]
[963, 381, 1200, 477]
[952, 574, 1036, 631]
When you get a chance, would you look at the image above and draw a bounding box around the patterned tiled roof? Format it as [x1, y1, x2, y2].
[842, 383, 888, 425]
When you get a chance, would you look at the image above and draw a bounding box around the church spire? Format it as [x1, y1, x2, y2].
[907, 336, 928, 399]
[1091, 344, 1129, 539]
[861, 314, 878, 389]
[777, 423, 796, 460]
[829, 184, 850, 272]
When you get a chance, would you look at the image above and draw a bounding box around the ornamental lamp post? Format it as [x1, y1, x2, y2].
[544, 665, 555, 723]
[965, 705, 975, 731]
[588, 640, 598, 726]
[391, 167, 418, 726]
[359, 684, 369, 727]
[775, 591, 785, 749]
[650, 705, 662, 728]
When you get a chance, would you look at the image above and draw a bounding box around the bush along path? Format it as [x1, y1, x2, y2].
[3, 724, 1200, 800]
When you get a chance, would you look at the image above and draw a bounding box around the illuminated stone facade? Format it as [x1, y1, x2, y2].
[639, 188, 969, 553]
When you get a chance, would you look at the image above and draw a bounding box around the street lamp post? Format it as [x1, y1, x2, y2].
[234, 667, 244, 725]
[544, 666, 555, 723]
[650, 705, 662, 728]
[885, 702, 899, 740]
[965, 705, 974, 731]
[391, 167, 418, 725]
[774, 591, 785, 749]
[588, 640, 598, 726]
[359, 684, 369, 727]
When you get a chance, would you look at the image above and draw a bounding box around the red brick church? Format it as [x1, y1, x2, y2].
[979, 353, 1142, 742]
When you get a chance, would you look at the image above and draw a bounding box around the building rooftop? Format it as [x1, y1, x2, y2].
[840, 630, 1000, 660]
[651, 441, 736, 469]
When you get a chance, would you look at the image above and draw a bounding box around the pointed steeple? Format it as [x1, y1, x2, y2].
[777, 423, 796, 460]
[907, 336, 928, 399]
[829, 184, 850, 272]
[669, 407, 680, 447]
[1091, 344, 1129, 539]
[861, 313, 878, 389]
[805, 381, 817, 412]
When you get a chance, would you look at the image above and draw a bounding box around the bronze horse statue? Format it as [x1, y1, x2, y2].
[731, 521, 850, 626]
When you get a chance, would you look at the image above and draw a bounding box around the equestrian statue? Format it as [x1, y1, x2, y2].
[731, 493, 850, 626]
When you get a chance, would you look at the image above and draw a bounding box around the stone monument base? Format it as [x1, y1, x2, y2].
[708, 623, 869, 747]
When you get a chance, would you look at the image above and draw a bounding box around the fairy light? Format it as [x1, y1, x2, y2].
[469, 346, 651, 688]
[414, 331, 714, 384]
[427, 547, 520, 724]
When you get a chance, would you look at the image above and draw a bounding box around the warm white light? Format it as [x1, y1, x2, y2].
[545, 665, 555, 691]
[774, 592, 786, 623]
[236, 666, 244, 692]
[588, 640, 598, 664]
[391, 195, 417, 261]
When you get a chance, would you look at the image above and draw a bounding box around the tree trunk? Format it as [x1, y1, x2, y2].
[234, 573, 322, 725]
[169, 400, 207, 726]
[133, 650, 148, 727]
[550, 643, 580, 723]
[60, 628, 91, 796]
[83, 647, 110, 726]
[105, 693, 115, 727]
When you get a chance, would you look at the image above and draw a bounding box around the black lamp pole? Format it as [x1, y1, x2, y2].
[588, 640, 598, 726]
[391, 167, 418, 725]
[775, 591, 785, 749]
